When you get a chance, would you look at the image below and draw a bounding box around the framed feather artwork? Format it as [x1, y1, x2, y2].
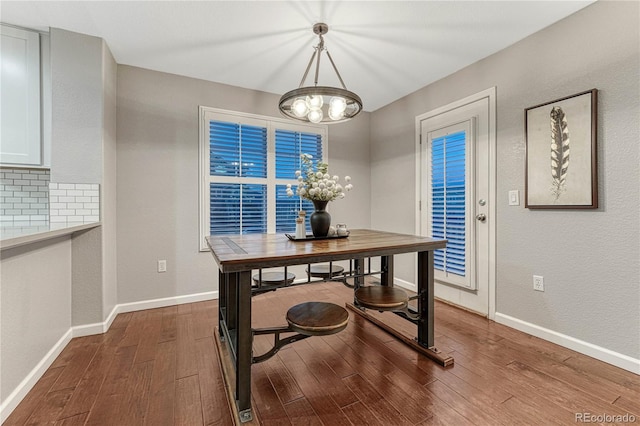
[525, 89, 598, 209]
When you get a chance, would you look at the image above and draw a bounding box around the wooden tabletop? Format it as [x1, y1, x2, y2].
[206, 229, 446, 273]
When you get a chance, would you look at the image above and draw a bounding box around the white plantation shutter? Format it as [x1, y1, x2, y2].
[275, 129, 323, 233]
[210, 183, 267, 234]
[208, 120, 268, 235]
[275, 129, 323, 178]
[275, 184, 315, 233]
[200, 108, 326, 246]
[210, 121, 267, 178]
[430, 130, 467, 279]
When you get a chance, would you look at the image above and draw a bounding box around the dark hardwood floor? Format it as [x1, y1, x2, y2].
[4, 281, 639, 425]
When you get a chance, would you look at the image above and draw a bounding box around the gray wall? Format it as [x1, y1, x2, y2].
[102, 39, 118, 320]
[50, 29, 118, 326]
[370, 1, 639, 358]
[0, 237, 72, 402]
[50, 29, 103, 184]
[116, 66, 371, 304]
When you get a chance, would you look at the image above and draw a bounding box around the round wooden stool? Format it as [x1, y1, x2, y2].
[354, 286, 409, 311]
[306, 264, 345, 279]
[286, 302, 349, 336]
[252, 271, 295, 286]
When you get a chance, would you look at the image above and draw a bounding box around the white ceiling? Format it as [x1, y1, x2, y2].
[2, 1, 595, 112]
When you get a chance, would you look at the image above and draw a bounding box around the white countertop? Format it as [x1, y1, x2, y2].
[0, 221, 101, 250]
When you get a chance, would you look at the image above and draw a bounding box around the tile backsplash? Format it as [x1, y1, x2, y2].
[0, 169, 101, 229]
[0, 168, 50, 222]
[49, 183, 100, 223]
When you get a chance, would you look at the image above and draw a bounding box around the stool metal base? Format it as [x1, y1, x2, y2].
[306, 264, 345, 279]
[252, 271, 295, 286]
[346, 303, 454, 367]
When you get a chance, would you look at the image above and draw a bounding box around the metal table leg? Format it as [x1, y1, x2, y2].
[216, 270, 255, 423]
[218, 270, 227, 341]
[236, 270, 253, 422]
[353, 257, 364, 292]
[381, 255, 394, 287]
[417, 251, 434, 347]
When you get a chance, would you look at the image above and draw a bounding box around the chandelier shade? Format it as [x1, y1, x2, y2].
[278, 23, 363, 124]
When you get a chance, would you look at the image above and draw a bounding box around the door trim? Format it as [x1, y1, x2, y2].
[414, 87, 497, 319]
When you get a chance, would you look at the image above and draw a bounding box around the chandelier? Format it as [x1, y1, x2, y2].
[278, 23, 363, 124]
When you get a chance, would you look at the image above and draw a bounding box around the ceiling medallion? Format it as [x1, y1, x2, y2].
[279, 23, 363, 124]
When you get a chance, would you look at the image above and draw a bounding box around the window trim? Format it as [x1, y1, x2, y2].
[198, 106, 328, 251]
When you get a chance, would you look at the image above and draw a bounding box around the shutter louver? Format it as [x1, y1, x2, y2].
[210, 183, 266, 235]
[275, 130, 323, 178]
[210, 121, 267, 178]
[210, 183, 240, 235]
[240, 125, 267, 178]
[431, 131, 466, 277]
[275, 184, 315, 233]
[275, 129, 323, 232]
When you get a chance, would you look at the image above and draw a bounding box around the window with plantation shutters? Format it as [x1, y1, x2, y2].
[199, 108, 327, 250]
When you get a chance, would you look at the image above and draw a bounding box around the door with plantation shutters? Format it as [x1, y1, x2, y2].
[419, 91, 494, 316]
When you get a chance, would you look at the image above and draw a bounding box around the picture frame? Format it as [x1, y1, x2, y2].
[525, 89, 598, 209]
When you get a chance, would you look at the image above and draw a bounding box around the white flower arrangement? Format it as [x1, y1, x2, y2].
[286, 154, 353, 202]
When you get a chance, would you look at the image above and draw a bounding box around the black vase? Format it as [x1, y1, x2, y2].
[310, 200, 331, 237]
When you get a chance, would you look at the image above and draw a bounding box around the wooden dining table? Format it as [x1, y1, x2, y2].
[206, 229, 449, 423]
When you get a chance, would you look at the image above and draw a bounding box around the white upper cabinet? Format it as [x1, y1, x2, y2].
[1, 25, 43, 166]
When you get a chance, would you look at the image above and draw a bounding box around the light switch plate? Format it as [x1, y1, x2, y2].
[509, 190, 520, 206]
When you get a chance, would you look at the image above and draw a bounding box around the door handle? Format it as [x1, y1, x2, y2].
[476, 213, 486, 223]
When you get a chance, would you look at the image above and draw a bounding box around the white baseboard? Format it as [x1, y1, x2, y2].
[72, 305, 119, 338]
[0, 290, 219, 422]
[495, 312, 640, 375]
[368, 273, 417, 292]
[0, 328, 73, 423]
[116, 291, 218, 314]
[393, 277, 417, 292]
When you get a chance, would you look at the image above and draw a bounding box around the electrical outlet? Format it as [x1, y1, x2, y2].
[158, 260, 167, 273]
[533, 275, 544, 292]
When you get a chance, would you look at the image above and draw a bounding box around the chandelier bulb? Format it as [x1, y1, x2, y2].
[330, 96, 347, 113]
[292, 98, 309, 118]
[308, 108, 323, 123]
[306, 95, 324, 109]
[328, 107, 345, 121]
